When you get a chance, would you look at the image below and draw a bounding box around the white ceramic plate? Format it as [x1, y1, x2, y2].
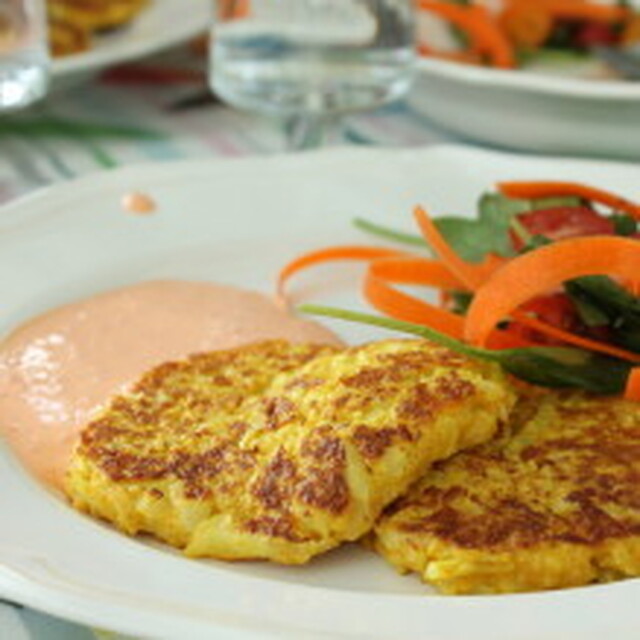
[410, 54, 640, 160]
[51, 0, 210, 78]
[0, 146, 638, 640]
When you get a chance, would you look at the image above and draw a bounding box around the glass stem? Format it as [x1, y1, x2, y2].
[285, 114, 343, 150]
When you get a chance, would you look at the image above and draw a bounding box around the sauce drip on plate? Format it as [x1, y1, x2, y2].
[121, 192, 157, 215]
[0, 280, 341, 491]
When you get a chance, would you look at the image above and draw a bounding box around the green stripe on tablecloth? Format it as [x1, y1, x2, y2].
[2, 138, 51, 186]
[74, 137, 119, 169]
[22, 136, 77, 179]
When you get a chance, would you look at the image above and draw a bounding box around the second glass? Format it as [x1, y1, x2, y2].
[0, 0, 49, 112]
[210, 0, 416, 147]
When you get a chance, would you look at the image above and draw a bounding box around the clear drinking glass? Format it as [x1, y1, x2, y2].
[0, 0, 49, 111]
[210, 0, 416, 148]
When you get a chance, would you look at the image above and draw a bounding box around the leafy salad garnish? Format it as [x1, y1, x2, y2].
[278, 180, 640, 398]
[300, 305, 631, 395]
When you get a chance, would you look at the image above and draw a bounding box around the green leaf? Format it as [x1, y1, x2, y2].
[353, 218, 426, 248]
[0, 117, 164, 140]
[432, 194, 514, 262]
[449, 291, 473, 315]
[300, 305, 631, 395]
[483, 194, 583, 216]
[565, 276, 640, 351]
[435, 220, 495, 262]
[519, 47, 591, 67]
[497, 347, 629, 395]
[610, 214, 638, 236]
[518, 234, 552, 254]
[570, 295, 610, 328]
[432, 194, 583, 263]
[355, 193, 583, 264]
[300, 304, 491, 359]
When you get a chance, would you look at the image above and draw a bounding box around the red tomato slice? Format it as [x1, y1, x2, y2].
[574, 22, 618, 49]
[511, 206, 615, 251]
[505, 207, 617, 345]
[521, 293, 578, 332]
[515, 293, 581, 345]
[508, 292, 612, 346]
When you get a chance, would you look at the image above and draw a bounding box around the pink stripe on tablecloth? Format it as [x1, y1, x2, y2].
[199, 131, 249, 156]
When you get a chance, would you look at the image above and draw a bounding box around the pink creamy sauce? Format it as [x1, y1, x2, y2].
[0, 280, 342, 491]
[121, 191, 157, 215]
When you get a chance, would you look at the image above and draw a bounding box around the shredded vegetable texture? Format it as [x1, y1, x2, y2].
[417, 0, 637, 70]
[278, 181, 640, 397]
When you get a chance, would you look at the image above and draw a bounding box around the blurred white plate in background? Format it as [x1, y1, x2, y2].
[411, 0, 640, 160]
[52, 0, 210, 78]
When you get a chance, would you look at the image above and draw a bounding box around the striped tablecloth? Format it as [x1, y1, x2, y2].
[0, 49, 455, 208]
[0, 43, 456, 639]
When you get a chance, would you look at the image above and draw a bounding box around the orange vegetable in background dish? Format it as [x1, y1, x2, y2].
[531, 0, 630, 24]
[499, 2, 553, 50]
[417, 0, 516, 68]
[622, 14, 640, 45]
[417, 0, 634, 70]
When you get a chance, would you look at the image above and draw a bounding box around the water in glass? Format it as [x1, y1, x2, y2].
[0, 0, 49, 111]
[211, 0, 415, 117]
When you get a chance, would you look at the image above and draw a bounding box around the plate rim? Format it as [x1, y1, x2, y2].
[417, 55, 640, 100]
[4, 142, 640, 218]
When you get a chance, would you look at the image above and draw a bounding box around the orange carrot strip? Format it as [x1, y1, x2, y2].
[414, 206, 482, 290]
[417, 0, 516, 68]
[368, 257, 464, 290]
[235, 0, 251, 18]
[498, 180, 640, 220]
[413, 206, 505, 290]
[630, 280, 640, 297]
[366, 259, 532, 348]
[624, 368, 640, 401]
[219, 0, 250, 19]
[364, 268, 466, 339]
[622, 14, 640, 46]
[483, 253, 509, 274]
[485, 329, 535, 350]
[465, 236, 640, 358]
[499, 2, 552, 50]
[417, 43, 482, 65]
[511, 311, 640, 363]
[278, 246, 407, 297]
[371, 254, 510, 311]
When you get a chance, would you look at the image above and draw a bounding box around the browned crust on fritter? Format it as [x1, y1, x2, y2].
[381, 394, 640, 550]
[79, 341, 334, 495]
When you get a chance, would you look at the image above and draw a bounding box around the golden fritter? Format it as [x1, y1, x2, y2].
[373, 392, 640, 594]
[47, 0, 149, 56]
[65, 339, 515, 564]
[48, 0, 149, 30]
[47, 18, 90, 56]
